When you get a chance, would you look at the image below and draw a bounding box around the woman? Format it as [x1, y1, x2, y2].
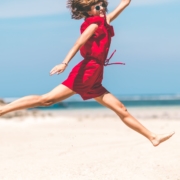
[0, 0, 174, 146]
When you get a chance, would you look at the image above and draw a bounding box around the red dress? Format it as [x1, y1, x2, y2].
[62, 15, 124, 100]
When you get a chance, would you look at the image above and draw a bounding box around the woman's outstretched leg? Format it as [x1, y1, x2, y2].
[94, 93, 175, 147]
[0, 84, 76, 116]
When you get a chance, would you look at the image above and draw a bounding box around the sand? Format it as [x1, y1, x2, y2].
[0, 106, 180, 180]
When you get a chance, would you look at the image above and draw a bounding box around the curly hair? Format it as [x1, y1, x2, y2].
[67, 0, 108, 20]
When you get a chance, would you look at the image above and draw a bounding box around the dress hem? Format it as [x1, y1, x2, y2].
[61, 82, 109, 101]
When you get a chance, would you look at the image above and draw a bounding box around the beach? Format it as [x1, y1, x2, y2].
[0, 106, 180, 180]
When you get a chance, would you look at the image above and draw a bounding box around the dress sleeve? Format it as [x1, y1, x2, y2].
[80, 16, 104, 35]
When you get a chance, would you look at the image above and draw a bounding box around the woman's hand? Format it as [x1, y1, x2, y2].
[49, 63, 67, 76]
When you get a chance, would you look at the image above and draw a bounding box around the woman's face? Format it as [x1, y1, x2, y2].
[88, 2, 106, 17]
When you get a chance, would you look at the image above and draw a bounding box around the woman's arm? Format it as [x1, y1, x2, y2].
[50, 24, 98, 76]
[107, 0, 131, 23]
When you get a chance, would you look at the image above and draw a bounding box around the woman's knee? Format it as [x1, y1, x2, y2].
[114, 103, 128, 118]
[39, 95, 56, 107]
[121, 104, 128, 112]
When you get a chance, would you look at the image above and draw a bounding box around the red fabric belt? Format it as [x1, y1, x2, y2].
[85, 50, 125, 66]
[104, 50, 125, 66]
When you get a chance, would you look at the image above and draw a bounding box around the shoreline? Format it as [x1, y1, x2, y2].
[0, 105, 180, 121]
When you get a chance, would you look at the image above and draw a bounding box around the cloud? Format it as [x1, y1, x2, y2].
[130, 0, 177, 6]
[108, 0, 178, 8]
[109, 0, 178, 7]
[0, 0, 178, 19]
[0, 0, 67, 18]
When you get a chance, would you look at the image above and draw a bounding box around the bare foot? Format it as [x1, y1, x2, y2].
[150, 132, 175, 147]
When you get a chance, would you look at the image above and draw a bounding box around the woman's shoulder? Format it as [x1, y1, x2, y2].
[85, 16, 104, 26]
[80, 16, 104, 33]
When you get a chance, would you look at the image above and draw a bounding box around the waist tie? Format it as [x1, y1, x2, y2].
[104, 50, 125, 66]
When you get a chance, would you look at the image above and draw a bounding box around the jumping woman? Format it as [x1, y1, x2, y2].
[0, 0, 174, 146]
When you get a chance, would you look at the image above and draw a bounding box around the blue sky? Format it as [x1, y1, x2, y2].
[0, 0, 180, 99]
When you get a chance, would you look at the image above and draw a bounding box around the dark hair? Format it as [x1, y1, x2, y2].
[67, 0, 108, 19]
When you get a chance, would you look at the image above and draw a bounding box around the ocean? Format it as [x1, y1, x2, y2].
[3, 94, 180, 109]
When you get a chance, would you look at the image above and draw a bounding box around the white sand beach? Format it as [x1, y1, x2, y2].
[0, 106, 180, 180]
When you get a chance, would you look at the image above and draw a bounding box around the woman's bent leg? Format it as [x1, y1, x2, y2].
[0, 84, 76, 116]
[94, 92, 174, 146]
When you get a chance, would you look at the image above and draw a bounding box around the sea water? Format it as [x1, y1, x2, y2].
[3, 94, 180, 109]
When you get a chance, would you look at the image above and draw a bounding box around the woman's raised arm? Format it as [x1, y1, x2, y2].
[107, 0, 131, 23]
[50, 24, 98, 76]
[61, 23, 98, 64]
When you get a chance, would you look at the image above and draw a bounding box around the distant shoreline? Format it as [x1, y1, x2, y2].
[2, 94, 180, 109]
